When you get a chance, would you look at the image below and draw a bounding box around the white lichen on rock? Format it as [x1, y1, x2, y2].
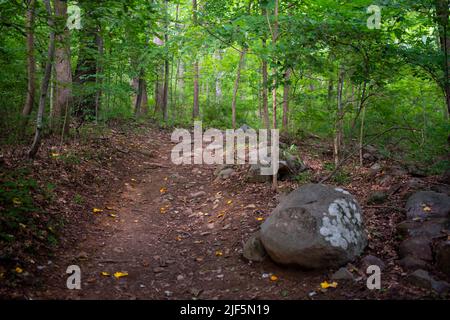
[319, 198, 362, 249]
[334, 187, 350, 195]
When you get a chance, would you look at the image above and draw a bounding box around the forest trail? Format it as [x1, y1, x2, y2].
[29, 128, 356, 300]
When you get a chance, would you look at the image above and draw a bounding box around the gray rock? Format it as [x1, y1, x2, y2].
[406, 269, 450, 294]
[242, 232, 267, 262]
[331, 267, 354, 280]
[405, 191, 450, 220]
[396, 218, 449, 239]
[260, 184, 367, 269]
[367, 191, 388, 205]
[361, 255, 386, 271]
[218, 168, 235, 179]
[246, 164, 271, 183]
[214, 164, 234, 176]
[398, 256, 428, 271]
[436, 240, 450, 276]
[399, 237, 432, 261]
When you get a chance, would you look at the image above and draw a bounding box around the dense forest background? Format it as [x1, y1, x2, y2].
[0, 0, 448, 172]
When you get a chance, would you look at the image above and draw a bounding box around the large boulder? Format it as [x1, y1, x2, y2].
[405, 191, 450, 220]
[260, 184, 367, 269]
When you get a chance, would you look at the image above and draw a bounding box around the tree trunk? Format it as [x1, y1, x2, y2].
[192, 0, 199, 119]
[261, 41, 270, 130]
[282, 68, 291, 131]
[135, 68, 145, 115]
[22, 0, 36, 119]
[28, 0, 55, 158]
[271, 0, 279, 190]
[52, 0, 72, 134]
[231, 48, 247, 129]
[334, 69, 345, 166]
[435, 0, 450, 117]
[94, 31, 104, 123]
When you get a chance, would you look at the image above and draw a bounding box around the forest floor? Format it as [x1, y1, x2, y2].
[0, 122, 448, 299]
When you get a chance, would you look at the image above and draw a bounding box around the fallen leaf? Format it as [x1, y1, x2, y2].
[215, 250, 223, 257]
[270, 275, 278, 281]
[100, 272, 110, 276]
[422, 205, 432, 212]
[227, 200, 233, 205]
[256, 217, 264, 221]
[320, 281, 338, 289]
[51, 153, 60, 158]
[92, 208, 103, 213]
[113, 271, 129, 279]
[15, 267, 23, 274]
[12, 198, 22, 206]
[160, 187, 167, 194]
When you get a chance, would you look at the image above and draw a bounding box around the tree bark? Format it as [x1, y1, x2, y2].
[282, 68, 291, 131]
[271, 0, 279, 190]
[231, 48, 247, 129]
[22, 0, 36, 119]
[28, 0, 55, 158]
[52, 0, 72, 134]
[192, 0, 199, 119]
[334, 69, 345, 166]
[435, 0, 450, 117]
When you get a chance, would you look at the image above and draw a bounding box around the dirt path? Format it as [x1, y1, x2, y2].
[28, 129, 423, 300]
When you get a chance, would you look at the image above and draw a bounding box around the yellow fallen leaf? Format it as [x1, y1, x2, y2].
[106, 206, 114, 210]
[100, 272, 110, 276]
[160, 187, 167, 194]
[217, 213, 224, 218]
[92, 208, 103, 213]
[320, 281, 338, 289]
[131, 178, 137, 182]
[422, 206, 431, 212]
[160, 207, 167, 214]
[51, 153, 60, 158]
[109, 213, 117, 218]
[113, 272, 128, 279]
[12, 198, 22, 206]
[15, 267, 23, 274]
[164, 177, 168, 181]
[227, 200, 233, 205]
[176, 236, 182, 241]
[256, 217, 264, 221]
[270, 275, 278, 281]
[215, 250, 223, 257]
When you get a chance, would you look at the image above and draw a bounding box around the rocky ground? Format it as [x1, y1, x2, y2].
[0, 122, 449, 299]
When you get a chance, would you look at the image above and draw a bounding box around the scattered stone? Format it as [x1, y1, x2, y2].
[398, 256, 428, 271]
[436, 240, 450, 276]
[405, 191, 450, 220]
[399, 237, 432, 261]
[260, 184, 367, 269]
[176, 275, 184, 281]
[243, 232, 267, 262]
[217, 168, 234, 179]
[190, 191, 206, 199]
[369, 163, 382, 175]
[406, 269, 450, 294]
[367, 191, 388, 205]
[396, 218, 448, 239]
[164, 290, 173, 297]
[360, 255, 386, 271]
[153, 267, 165, 273]
[246, 164, 271, 183]
[331, 267, 354, 280]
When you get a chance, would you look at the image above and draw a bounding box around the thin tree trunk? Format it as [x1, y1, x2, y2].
[52, 0, 72, 134]
[135, 68, 145, 115]
[22, 0, 36, 119]
[359, 101, 366, 166]
[192, 0, 200, 119]
[435, 0, 450, 117]
[271, 0, 279, 190]
[231, 48, 247, 129]
[282, 68, 291, 131]
[334, 69, 345, 166]
[95, 30, 103, 123]
[28, 0, 55, 158]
